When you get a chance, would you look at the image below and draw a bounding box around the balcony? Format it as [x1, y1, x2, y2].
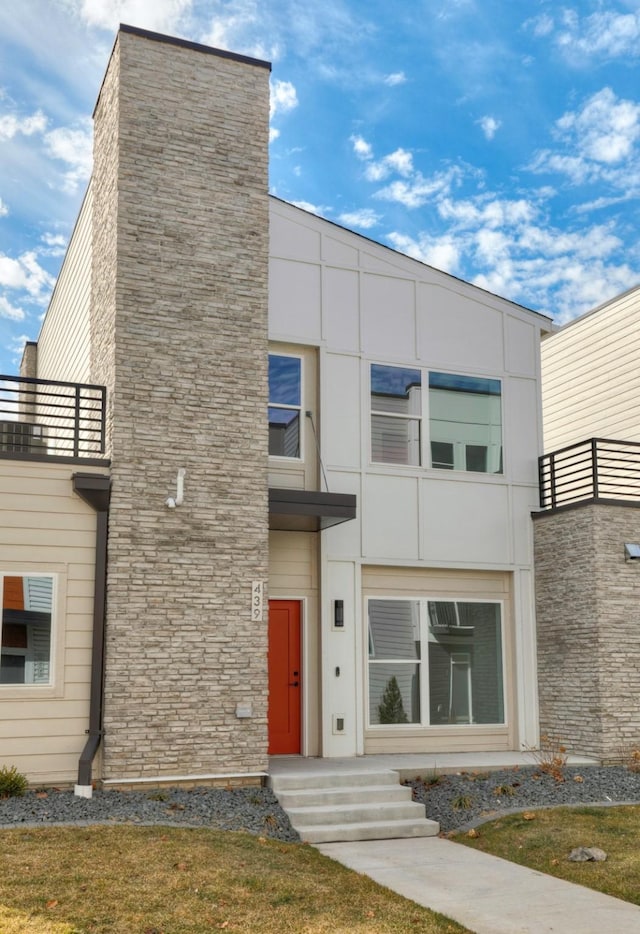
[0, 375, 106, 460]
[539, 438, 640, 511]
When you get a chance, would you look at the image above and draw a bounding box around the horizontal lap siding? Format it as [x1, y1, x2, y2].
[0, 461, 103, 784]
[362, 564, 514, 754]
[36, 187, 92, 385]
[542, 291, 640, 451]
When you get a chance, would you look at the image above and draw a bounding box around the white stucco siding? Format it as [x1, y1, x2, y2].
[542, 287, 640, 451]
[37, 185, 93, 385]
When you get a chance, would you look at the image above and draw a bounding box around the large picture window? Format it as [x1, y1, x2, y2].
[367, 598, 504, 727]
[370, 364, 502, 474]
[269, 354, 302, 458]
[1, 574, 53, 686]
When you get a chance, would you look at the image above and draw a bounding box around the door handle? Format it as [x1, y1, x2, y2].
[289, 681, 299, 687]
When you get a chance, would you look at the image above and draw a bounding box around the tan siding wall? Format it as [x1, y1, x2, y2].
[0, 460, 104, 784]
[362, 565, 515, 754]
[542, 288, 640, 451]
[37, 187, 92, 385]
[269, 531, 320, 755]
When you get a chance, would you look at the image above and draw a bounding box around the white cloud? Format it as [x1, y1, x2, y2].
[528, 89, 640, 192]
[67, 0, 192, 34]
[0, 251, 54, 300]
[557, 88, 640, 165]
[338, 208, 381, 230]
[478, 115, 501, 140]
[361, 148, 414, 182]
[290, 200, 330, 217]
[0, 295, 25, 321]
[0, 198, 8, 217]
[375, 166, 462, 208]
[387, 231, 462, 275]
[439, 197, 536, 228]
[383, 72, 406, 86]
[44, 119, 93, 193]
[0, 109, 47, 142]
[351, 134, 373, 160]
[270, 79, 298, 119]
[556, 10, 640, 59]
[524, 14, 554, 38]
[269, 127, 280, 143]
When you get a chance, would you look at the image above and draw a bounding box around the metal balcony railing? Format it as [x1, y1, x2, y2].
[0, 375, 106, 459]
[539, 438, 640, 511]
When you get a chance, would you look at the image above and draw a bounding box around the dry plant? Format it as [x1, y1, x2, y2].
[525, 734, 568, 782]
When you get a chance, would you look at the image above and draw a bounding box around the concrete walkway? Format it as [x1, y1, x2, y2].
[317, 836, 640, 934]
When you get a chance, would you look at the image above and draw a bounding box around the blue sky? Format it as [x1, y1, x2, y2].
[0, 0, 639, 375]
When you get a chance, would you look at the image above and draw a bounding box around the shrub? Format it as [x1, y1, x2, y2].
[0, 765, 28, 798]
[526, 734, 568, 782]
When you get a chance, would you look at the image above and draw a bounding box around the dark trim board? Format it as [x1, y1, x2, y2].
[269, 488, 357, 532]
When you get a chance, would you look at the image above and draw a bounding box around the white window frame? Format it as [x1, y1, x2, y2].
[366, 596, 506, 729]
[368, 362, 504, 475]
[0, 572, 56, 689]
[427, 370, 504, 475]
[268, 351, 303, 461]
[370, 363, 423, 467]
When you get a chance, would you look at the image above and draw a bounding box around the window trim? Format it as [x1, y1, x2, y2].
[0, 570, 63, 698]
[268, 351, 304, 462]
[366, 596, 507, 730]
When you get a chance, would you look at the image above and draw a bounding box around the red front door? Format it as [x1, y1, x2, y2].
[268, 600, 301, 754]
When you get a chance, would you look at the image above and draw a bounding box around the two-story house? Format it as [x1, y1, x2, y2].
[0, 24, 552, 791]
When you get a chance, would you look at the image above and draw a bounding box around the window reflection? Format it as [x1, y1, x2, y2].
[429, 372, 502, 474]
[269, 354, 301, 458]
[371, 365, 422, 466]
[1, 575, 53, 685]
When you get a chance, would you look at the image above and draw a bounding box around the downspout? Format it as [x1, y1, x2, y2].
[72, 472, 111, 797]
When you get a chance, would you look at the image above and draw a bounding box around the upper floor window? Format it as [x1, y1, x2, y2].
[371, 364, 422, 466]
[1, 574, 53, 686]
[370, 364, 502, 474]
[429, 372, 502, 474]
[269, 354, 302, 458]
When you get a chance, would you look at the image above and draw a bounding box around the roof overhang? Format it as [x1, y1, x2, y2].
[269, 488, 357, 532]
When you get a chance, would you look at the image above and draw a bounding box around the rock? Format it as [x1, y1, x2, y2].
[568, 847, 607, 862]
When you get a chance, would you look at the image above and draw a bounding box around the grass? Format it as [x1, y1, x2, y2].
[456, 804, 640, 905]
[0, 825, 470, 934]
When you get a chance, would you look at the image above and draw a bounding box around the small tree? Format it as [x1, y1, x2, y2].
[378, 675, 409, 724]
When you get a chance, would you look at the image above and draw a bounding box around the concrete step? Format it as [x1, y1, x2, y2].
[294, 818, 440, 844]
[286, 799, 425, 827]
[270, 769, 399, 792]
[269, 766, 440, 842]
[276, 783, 413, 808]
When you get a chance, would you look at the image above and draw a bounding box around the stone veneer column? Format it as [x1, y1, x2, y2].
[534, 504, 640, 761]
[91, 27, 270, 779]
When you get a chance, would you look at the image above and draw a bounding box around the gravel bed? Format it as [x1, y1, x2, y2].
[0, 786, 299, 842]
[407, 765, 640, 833]
[2, 767, 639, 841]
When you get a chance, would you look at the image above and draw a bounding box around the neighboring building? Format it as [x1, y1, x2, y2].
[0, 25, 552, 789]
[535, 285, 640, 761]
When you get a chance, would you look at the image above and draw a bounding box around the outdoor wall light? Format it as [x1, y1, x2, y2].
[166, 468, 186, 508]
[334, 599, 344, 628]
[624, 543, 640, 562]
